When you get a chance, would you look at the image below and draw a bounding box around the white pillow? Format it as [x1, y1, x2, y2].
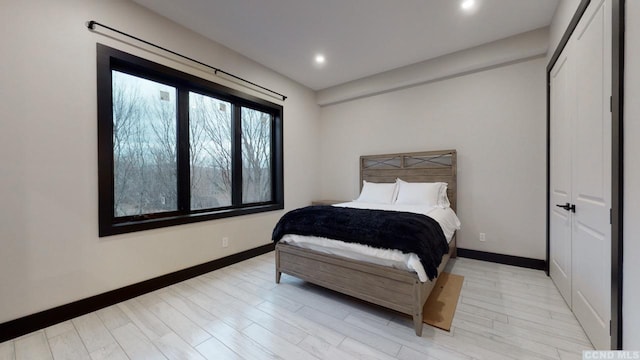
[438, 183, 451, 208]
[395, 179, 449, 208]
[355, 181, 398, 204]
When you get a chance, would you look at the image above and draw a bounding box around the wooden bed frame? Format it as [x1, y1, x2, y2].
[275, 149, 457, 336]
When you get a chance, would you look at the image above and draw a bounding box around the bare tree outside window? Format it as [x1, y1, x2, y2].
[242, 107, 272, 203]
[111, 72, 273, 216]
[189, 92, 232, 209]
[112, 71, 177, 217]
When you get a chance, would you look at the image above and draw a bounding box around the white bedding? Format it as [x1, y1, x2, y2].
[279, 202, 461, 282]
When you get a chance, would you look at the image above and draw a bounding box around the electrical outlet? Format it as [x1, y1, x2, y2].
[222, 237, 229, 248]
[479, 233, 486, 242]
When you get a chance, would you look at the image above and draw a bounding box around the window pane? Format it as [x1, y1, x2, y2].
[241, 107, 272, 204]
[189, 92, 233, 209]
[112, 71, 177, 217]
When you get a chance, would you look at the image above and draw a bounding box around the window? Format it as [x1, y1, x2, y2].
[97, 44, 283, 236]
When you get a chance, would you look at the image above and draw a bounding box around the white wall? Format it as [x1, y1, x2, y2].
[548, 0, 582, 60]
[623, 0, 640, 349]
[0, 0, 320, 323]
[318, 55, 547, 259]
[317, 28, 549, 106]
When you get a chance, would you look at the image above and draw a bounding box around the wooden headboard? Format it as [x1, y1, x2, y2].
[360, 149, 457, 211]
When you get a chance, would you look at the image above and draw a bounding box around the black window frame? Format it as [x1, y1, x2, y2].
[97, 44, 284, 236]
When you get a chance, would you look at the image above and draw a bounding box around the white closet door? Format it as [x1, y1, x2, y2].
[549, 49, 574, 305]
[571, 0, 612, 350]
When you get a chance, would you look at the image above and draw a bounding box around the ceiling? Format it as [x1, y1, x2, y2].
[133, 0, 559, 91]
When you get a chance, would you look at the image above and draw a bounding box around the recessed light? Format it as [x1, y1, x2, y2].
[461, 0, 475, 11]
[314, 54, 326, 65]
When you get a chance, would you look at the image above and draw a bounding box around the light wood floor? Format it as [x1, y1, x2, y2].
[0, 253, 594, 360]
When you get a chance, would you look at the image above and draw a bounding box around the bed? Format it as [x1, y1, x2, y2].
[274, 149, 458, 336]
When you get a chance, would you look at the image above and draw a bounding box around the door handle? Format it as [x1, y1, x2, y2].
[556, 203, 576, 213]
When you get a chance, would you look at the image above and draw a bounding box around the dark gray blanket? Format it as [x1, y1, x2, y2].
[272, 206, 449, 280]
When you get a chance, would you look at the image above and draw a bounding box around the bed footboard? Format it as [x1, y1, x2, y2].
[275, 241, 454, 336]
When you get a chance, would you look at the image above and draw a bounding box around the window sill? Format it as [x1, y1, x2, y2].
[100, 203, 284, 237]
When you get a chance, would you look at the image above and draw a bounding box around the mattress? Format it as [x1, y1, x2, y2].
[279, 202, 461, 282]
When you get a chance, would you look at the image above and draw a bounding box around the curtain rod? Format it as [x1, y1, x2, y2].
[86, 20, 287, 101]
